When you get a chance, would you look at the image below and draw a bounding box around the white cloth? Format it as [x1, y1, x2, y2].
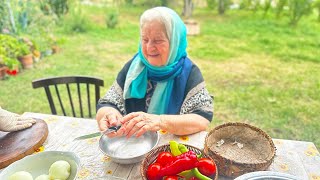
[0, 108, 36, 132]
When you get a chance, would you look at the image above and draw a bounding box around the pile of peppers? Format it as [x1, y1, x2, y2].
[146, 141, 216, 180]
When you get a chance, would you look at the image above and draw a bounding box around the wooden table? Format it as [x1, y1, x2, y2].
[1, 112, 320, 180]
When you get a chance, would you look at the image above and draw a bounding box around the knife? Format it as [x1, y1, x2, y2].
[73, 125, 121, 141]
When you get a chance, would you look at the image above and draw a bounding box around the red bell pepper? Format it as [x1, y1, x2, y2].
[190, 177, 200, 180]
[158, 151, 198, 177]
[164, 175, 181, 180]
[156, 152, 174, 167]
[197, 158, 216, 176]
[146, 163, 162, 180]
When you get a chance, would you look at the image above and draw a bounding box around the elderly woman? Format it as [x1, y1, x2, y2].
[96, 7, 213, 138]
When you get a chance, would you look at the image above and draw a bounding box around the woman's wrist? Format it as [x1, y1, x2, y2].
[158, 114, 166, 130]
[96, 107, 113, 121]
[158, 115, 162, 129]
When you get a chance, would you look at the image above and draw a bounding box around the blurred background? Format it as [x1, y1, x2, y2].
[0, 0, 319, 148]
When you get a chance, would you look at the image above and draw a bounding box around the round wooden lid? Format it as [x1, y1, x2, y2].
[0, 119, 48, 169]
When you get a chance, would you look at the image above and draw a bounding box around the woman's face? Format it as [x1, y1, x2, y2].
[141, 21, 170, 66]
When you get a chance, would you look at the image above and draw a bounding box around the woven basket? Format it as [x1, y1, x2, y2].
[140, 144, 218, 180]
[204, 122, 276, 178]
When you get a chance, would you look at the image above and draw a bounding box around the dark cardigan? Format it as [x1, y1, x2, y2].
[97, 58, 213, 121]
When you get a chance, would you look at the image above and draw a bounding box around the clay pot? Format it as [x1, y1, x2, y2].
[52, 45, 60, 54]
[18, 54, 33, 69]
[0, 66, 8, 80]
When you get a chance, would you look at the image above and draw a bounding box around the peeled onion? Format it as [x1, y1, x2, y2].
[9, 171, 33, 180]
[34, 174, 49, 180]
[48, 160, 71, 180]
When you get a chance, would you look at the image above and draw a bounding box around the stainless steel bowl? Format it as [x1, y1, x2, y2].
[99, 131, 159, 164]
[234, 171, 301, 180]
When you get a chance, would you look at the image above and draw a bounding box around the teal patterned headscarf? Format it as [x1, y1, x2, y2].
[123, 7, 188, 114]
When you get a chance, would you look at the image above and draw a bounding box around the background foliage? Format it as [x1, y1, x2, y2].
[0, 0, 319, 149]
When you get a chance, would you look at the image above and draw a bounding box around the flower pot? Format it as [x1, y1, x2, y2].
[33, 50, 41, 62]
[0, 66, 8, 80]
[52, 45, 60, 54]
[18, 54, 33, 69]
[42, 49, 53, 57]
[33, 50, 41, 63]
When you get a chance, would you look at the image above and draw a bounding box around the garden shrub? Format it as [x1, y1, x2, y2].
[63, 6, 90, 33]
[41, 0, 69, 18]
[288, 0, 313, 26]
[275, 0, 288, 18]
[207, 0, 217, 10]
[106, 12, 118, 29]
[0, 1, 10, 32]
[0, 34, 21, 69]
[313, 0, 320, 22]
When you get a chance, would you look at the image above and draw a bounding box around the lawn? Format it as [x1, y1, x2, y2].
[0, 4, 319, 148]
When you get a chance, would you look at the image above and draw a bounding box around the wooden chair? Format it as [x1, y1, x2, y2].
[32, 76, 104, 118]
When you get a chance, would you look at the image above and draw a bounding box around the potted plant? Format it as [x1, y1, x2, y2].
[17, 42, 33, 69]
[3, 57, 20, 76]
[48, 35, 60, 54]
[30, 39, 41, 62]
[43, 46, 53, 57]
[0, 34, 22, 76]
[0, 34, 20, 60]
[33, 49, 41, 62]
[40, 39, 53, 57]
[51, 44, 60, 54]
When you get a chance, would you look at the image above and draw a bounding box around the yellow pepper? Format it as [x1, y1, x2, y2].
[169, 140, 182, 156]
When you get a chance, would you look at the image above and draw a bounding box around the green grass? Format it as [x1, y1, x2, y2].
[0, 5, 319, 148]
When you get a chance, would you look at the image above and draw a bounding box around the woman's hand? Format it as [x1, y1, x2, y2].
[0, 108, 36, 132]
[120, 112, 161, 138]
[96, 107, 125, 138]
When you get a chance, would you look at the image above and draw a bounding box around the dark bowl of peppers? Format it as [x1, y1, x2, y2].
[140, 143, 218, 180]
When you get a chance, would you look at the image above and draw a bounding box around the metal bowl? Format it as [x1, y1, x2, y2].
[99, 131, 159, 164]
[234, 171, 301, 180]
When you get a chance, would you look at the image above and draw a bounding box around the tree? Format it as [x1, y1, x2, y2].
[48, 0, 69, 19]
[160, 0, 169, 6]
[313, 0, 320, 22]
[124, 0, 133, 5]
[6, 0, 17, 33]
[275, 0, 288, 18]
[218, 0, 229, 15]
[182, 0, 193, 18]
[0, 1, 10, 32]
[207, 0, 216, 10]
[288, 0, 312, 26]
[261, 0, 272, 16]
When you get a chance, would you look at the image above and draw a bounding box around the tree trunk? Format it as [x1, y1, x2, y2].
[183, 0, 193, 18]
[218, 0, 225, 15]
[160, 0, 168, 6]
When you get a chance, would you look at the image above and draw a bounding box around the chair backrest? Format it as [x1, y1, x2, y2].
[32, 76, 104, 118]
